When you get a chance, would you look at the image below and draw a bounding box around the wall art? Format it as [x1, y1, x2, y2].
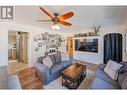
[34, 32, 65, 53]
[38, 42, 42, 47]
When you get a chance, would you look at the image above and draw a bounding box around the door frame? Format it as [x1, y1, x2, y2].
[8, 30, 30, 64]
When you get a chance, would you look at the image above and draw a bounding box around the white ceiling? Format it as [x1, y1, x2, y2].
[15, 6, 127, 32]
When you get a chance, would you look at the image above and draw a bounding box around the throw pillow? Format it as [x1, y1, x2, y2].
[43, 56, 53, 68]
[61, 52, 70, 62]
[104, 60, 122, 80]
[54, 53, 61, 64]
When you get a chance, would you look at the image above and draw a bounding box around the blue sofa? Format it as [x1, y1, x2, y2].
[91, 63, 127, 89]
[34, 53, 73, 85]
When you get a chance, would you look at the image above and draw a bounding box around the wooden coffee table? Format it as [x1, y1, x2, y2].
[61, 63, 86, 89]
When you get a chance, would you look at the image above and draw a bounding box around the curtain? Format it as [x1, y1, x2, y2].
[104, 33, 122, 64]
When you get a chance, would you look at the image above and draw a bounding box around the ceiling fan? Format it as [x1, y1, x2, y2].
[37, 7, 74, 29]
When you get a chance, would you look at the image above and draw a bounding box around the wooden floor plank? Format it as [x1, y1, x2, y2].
[17, 67, 43, 89]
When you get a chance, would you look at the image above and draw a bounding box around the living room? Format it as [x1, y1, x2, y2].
[0, 6, 127, 90]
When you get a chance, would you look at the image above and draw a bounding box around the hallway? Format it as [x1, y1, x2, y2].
[8, 31, 29, 76]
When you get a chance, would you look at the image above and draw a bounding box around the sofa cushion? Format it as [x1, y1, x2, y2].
[118, 72, 127, 87]
[49, 55, 56, 64]
[61, 52, 70, 62]
[50, 64, 63, 74]
[54, 53, 61, 64]
[37, 56, 44, 63]
[91, 77, 120, 89]
[121, 76, 127, 89]
[60, 60, 72, 68]
[104, 60, 122, 80]
[95, 69, 119, 87]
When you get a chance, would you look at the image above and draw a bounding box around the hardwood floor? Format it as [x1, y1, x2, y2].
[17, 67, 43, 89]
[8, 60, 29, 76]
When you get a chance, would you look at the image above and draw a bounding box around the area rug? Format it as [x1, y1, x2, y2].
[43, 69, 95, 89]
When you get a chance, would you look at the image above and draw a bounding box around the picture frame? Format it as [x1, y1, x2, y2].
[35, 47, 39, 51]
[38, 42, 42, 47]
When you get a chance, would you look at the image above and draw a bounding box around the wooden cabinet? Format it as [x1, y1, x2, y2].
[67, 37, 73, 56]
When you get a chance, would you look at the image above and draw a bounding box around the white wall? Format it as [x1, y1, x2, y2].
[0, 22, 67, 67]
[0, 22, 127, 66]
[29, 32, 67, 66]
[73, 25, 127, 64]
[0, 24, 8, 67]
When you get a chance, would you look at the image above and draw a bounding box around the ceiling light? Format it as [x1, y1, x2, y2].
[52, 24, 55, 29]
[52, 24, 60, 30]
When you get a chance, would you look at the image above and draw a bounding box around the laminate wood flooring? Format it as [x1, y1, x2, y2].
[17, 67, 43, 89]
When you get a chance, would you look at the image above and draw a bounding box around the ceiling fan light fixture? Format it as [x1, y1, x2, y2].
[52, 24, 55, 29]
[56, 24, 60, 30]
[38, 7, 73, 28]
[52, 24, 60, 30]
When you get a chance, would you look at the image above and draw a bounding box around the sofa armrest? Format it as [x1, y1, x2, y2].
[98, 63, 106, 71]
[34, 63, 50, 77]
[120, 61, 127, 65]
[37, 56, 44, 63]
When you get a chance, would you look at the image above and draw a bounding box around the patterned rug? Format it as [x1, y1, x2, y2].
[43, 69, 95, 89]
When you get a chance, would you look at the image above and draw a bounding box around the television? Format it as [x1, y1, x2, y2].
[75, 38, 98, 53]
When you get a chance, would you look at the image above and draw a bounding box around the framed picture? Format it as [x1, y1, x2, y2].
[58, 43, 61, 47]
[33, 37, 38, 42]
[35, 47, 39, 51]
[38, 42, 42, 47]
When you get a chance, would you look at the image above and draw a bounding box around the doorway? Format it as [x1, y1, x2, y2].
[8, 31, 29, 76]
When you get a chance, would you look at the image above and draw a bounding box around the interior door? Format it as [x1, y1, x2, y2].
[19, 32, 28, 63]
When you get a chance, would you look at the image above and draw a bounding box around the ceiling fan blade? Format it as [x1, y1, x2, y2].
[39, 7, 53, 18]
[37, 20, 52, 22]
[59, 12, 74, 21]
[59, 21, 72, 26]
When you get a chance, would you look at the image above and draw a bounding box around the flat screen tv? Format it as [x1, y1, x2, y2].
[75, 38, 98, 53]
